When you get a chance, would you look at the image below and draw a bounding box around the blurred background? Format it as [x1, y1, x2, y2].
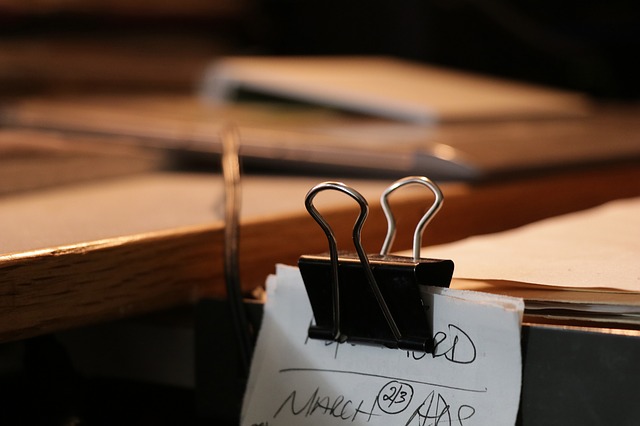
[1, 2, 639, 425]
[1, 0, 638, 99]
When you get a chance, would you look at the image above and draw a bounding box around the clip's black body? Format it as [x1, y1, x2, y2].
[299, 253, 453, 352]
[299, 176, 454, 353]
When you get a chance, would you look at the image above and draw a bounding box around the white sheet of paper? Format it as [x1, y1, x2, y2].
[421, 197, 640, 292]
[241, 264, 523, 426]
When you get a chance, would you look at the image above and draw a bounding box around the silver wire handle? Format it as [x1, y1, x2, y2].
[379, 176, 444, 261]
[305, 181, 402, 342]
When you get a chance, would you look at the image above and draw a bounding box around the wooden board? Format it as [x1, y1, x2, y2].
[1, 163, 639, 342]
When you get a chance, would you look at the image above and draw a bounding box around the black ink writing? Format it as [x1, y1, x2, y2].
[433, 324, 477, 364]
[273, 377, 478, 425]
[306, 317, 476, 366]
[404, 390, 476, 426]
[273, 386, 378, 423]
[405, 390, 450, 426]
[458, 405, 476, 425]
[376, 381, 414, 414]
[408, 324, 477, 365]
[280, 367, 487, 394]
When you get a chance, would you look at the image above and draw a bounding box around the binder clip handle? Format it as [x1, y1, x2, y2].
[305, 182, 402, 343]
[380, 176, 444, 261]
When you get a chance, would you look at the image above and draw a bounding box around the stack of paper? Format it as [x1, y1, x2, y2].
[419, 197, 640, 326]
[204, 56, 590, 123]
[199, 56, 640, 180]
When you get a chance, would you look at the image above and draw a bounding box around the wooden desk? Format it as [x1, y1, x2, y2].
[1, 161, 639, 342]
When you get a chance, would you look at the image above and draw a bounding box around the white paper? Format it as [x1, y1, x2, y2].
[241, 264, 523, 426]
[421, 197, 640, 292]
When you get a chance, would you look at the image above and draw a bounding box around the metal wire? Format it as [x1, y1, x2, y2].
[221, 125, 252, 377]
[305, 181, 402, 343]
[379, 176, 444, 261]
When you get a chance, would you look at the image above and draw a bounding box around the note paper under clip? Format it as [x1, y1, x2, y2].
[241, 265, 524, 426]
[241, 178, 525, 426]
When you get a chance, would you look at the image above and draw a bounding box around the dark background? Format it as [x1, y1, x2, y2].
[1, 0, 638, 99]
[258, 0, 640, 99]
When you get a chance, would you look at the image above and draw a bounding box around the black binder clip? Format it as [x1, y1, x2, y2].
[298, 176, 454, 353]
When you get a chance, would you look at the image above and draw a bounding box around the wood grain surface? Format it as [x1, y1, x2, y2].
[1, 162, 639, 342]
